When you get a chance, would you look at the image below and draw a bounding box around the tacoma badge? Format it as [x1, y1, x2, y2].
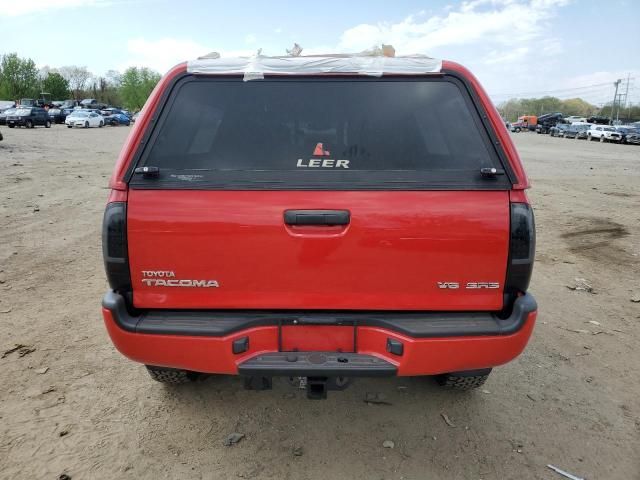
[141, 271, 219, 288]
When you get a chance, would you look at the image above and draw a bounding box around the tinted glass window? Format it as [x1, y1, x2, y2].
[136, 78, 508, 190]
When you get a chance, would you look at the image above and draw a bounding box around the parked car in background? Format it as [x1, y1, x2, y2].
[65, 110, 104, 128]
[100, 108, 131, 126]
[48, 108, 67, 124]
[101, 107, 127, 115]
[105, 112, 131, 126]
[625, 130, 640, 145]
[535, 113, 565, 134]
[586, 115, 610, 125]
[62, 107, 75, 119]
[615, 126, 640, 144]
[80, 98, 98, 108]
[61, 100, 79, 109]
[0, 100, 15, 112]
[6, 107, 51, 128]
[549, 123, 570, 137]
[0, 107, 17, 125]
[564, 123, 591, 139]
[565, 116, 587, 124]
[587, 125, 621, 142]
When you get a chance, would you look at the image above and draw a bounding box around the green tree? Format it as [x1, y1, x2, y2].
[42, 72, 70, 100]
[0, 53, 39, 100]
[120, 67, 161, 110]
[562, 98, 594, 117]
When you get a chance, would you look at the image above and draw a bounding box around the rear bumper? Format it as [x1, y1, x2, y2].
[102, 292, 537, 376]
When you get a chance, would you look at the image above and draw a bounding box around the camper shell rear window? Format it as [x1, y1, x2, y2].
[129, 76, 511, 190]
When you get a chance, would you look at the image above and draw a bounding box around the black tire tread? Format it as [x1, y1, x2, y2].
[146, 366, 193, 384]
[438, 372, 490, 390]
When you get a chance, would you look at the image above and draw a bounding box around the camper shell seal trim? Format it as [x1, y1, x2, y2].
[186, 53, 442, 81]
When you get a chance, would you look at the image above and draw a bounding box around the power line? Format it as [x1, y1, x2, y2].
[490, 77, 635, 97]
[490, 81, 616, 97]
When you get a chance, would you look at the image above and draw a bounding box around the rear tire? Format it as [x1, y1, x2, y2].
[437, 369, 491, 391]
[99, 121, 104, 127]
[146, 365, 196, 384]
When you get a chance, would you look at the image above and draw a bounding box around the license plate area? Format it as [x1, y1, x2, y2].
[280, 324, 355, 353]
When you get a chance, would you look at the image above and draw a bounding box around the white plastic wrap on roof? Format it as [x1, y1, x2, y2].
[187, 52, 442, 81]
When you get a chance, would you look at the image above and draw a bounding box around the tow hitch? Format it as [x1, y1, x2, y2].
[239, 351, 396, 398]
[300, 376, 351, 400]
[243, 375, 351, 399]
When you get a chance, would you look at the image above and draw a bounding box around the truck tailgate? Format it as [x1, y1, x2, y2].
[127, 190, 509, 310]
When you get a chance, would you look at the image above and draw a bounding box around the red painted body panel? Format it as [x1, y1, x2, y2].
[509, 189, 530, 204]
[103, 308, 536, 376]
[107, 189, 127, 203]
[127, 190, 510, 310]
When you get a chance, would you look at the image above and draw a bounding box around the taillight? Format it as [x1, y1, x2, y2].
[102, 202, 131, 292]
[505, 202, 535, 298]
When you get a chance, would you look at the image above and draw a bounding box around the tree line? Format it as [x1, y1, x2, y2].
[0, 53, 161, 111]
[497, 96, 640, 123]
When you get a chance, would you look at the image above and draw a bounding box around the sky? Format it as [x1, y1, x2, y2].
[0, 0, 639, 104]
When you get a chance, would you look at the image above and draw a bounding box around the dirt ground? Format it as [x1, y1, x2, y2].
[0, 125, 638, 480]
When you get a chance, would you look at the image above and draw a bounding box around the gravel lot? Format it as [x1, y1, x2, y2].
[0, 126, 639, 480]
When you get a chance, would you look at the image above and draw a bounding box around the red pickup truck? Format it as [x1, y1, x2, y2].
[102, 54, 536, 399]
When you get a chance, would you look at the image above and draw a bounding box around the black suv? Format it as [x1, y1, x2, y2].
[6, 107, 51, 128]
[586, 115, 610, 125]
[48, 108, 67, 124]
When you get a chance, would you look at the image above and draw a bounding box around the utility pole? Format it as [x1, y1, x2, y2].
[611, 79, 621, 124]
[622, 73, 630, 122]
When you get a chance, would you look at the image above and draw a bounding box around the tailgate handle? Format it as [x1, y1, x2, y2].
[284, 210, 350, 226]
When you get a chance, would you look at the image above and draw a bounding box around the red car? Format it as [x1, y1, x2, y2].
[102, 54, 536, 399]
